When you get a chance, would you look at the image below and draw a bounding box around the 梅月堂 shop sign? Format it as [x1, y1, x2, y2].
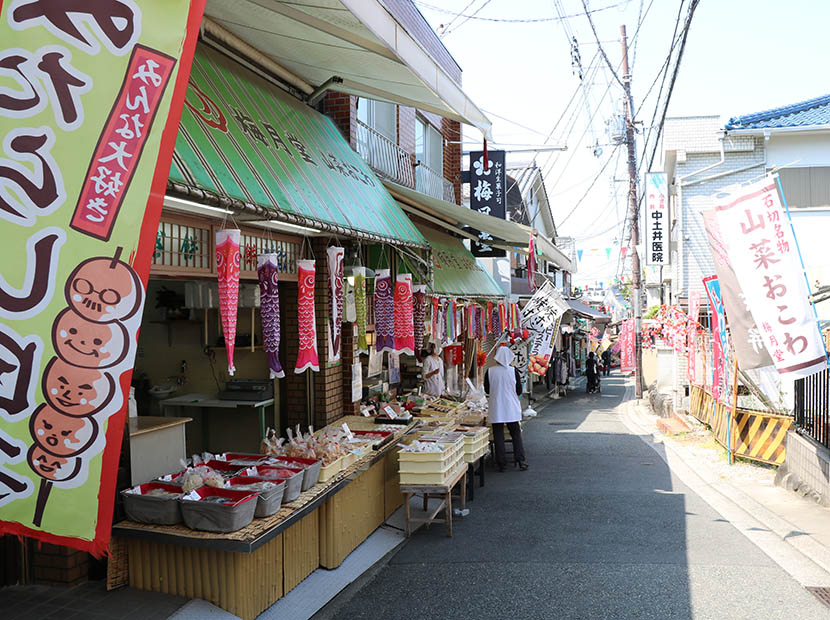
[0, 0, 205, 556]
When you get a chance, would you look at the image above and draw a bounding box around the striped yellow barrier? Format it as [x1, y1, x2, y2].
[687, 385, 791, 466]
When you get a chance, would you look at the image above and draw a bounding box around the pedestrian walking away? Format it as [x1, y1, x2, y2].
[601, 348, 611, 376]
[484, 346, 527, 472]
[586, 351, 600, 393]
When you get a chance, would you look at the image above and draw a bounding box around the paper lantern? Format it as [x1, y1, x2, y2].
[374, 269, 394, 354]
[393, 273, 414, 355]
[326, 247, 344, 362]
[354, 267, 368, 354]
[295, 259, 319, 373]
[216, 229, 240, 375]
[257, 253, 284, 379]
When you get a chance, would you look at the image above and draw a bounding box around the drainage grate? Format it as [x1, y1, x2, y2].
[806, 587, 830, 609]
[548, 422, 569, 426]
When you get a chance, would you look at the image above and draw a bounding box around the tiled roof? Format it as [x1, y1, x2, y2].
[725, 94, 830, 130]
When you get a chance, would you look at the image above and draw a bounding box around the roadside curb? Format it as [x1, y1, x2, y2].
[620, 387, 830, 584]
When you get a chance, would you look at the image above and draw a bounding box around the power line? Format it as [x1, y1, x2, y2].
[437, 0, 478, 35]
[643, 0, 700, 178]
[556, 142, 622, 228]
[416, 0, 633, 24]
[581, 0, 625, 88]
[441, 0, 494, 37]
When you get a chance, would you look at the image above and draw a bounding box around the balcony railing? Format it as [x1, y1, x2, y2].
[355, 120, 415, 189]
[415, 160, 455, 202]
[794, 368, 828, 448]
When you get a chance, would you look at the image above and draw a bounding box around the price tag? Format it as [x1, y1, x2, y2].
[341, 423, 354, 440]
[361, 407, 371, 417]
[383, 405, 397, 419]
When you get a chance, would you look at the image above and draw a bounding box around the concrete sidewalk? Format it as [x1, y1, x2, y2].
[625, 389, 830, 584]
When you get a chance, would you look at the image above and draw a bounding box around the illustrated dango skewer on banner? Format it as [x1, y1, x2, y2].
[295, 259, 319, 373]
[257, 253, 284, 379]
[374, 268, 394, 354]
[393, 273, 414, 355]
[354, 266, 368, 354]
[31, 247, 142, 527]
[216, 229, 241, 375]
[326, 246, 344, 361]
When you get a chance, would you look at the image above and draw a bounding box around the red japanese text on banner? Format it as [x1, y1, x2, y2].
[620, 319, 635, 372]
[0, 0, 205, 556]
[715, 178, 826, 378]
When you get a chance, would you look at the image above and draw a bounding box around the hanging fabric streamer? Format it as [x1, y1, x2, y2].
[326, 246, 345, 362]
[393, 273, 414, 355]
[257, 253, 284, 379]
[216, 229, 241, 376]
[487, 301, 494, 335]
[432, 296, 441, 342]
[443, 299, 451, 343]
[374, 268, 394, 353]
[295, 259, 319, 373]
[354, 266, 368, 354]
[413, 285, 426, 360]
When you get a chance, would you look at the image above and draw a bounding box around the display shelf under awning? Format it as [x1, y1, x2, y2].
[385, 180, 573, 270]
[419, 226, 505, 298]
[168, 43, 426, 248]
[204, 0, 493, 139]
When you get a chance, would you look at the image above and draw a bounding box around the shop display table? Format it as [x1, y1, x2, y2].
[111, 419, 417, 620]
[400, 464, 467, 538]
[159, 393, 273, 452]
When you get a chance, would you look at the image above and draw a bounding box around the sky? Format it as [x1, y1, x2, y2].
[414, 0, 830, 288]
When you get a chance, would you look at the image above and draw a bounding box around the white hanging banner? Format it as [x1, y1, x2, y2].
[521, 280, 569, 332]
[715, 177, 826, 378]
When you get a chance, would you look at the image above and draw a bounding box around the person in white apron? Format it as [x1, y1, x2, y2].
[421, 344, 444, 397]
[484, 346, 527, 472]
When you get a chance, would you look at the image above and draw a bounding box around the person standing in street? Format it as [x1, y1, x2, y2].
[601, 348, 611, 376]
[484, 346, 527, 472]
[585, 351, 600, 393]
[421, 343, 444, 397]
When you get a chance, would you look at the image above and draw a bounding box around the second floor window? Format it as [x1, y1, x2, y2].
[415, 116, 443, 172]
[357, 98, 396, 142]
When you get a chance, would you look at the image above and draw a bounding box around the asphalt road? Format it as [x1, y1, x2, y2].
[327, 373, 830, 620]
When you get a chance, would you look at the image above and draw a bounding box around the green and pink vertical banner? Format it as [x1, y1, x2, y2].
[0, 0, 205, 556]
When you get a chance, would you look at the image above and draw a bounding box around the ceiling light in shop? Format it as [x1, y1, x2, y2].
[263, 220, 322, 236]
[163, 195, 233, 215]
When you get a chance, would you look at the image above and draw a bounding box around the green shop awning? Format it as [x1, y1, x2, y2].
[421, 226, 505, 298]
[169, 44, 425, 247]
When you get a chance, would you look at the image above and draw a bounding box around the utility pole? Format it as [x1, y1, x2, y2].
[620, 24, 643, 398]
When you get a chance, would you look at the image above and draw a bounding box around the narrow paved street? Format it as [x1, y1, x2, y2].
[328, 373, 829, 620]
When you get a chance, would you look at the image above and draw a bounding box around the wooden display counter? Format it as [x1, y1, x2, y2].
[111, 418, 417, 619]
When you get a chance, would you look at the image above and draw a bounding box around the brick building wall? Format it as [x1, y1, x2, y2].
[398, 106, 416, 155]
[32, 543, 88, 587]
[322, 92, 357, 149]
[442, 118, 462, 204]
